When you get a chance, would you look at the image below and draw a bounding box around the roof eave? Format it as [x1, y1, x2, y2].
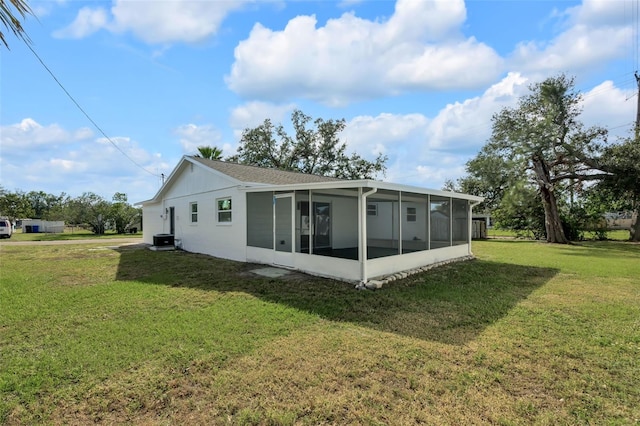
[239, 179, 484, 202]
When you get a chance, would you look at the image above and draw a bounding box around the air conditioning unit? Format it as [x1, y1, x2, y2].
[153, 234, 174, 247]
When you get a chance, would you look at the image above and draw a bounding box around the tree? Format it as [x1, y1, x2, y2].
[492, 182, 546, 240]
[458, 147, 523, 214]
[482, 74, 607, 243]
[0, 186, 34, 222]
[25, 190, 67, 220]
[65, 192, 111, 234]
[1, 0, 34, 49]
[109, 192, 140, 234]
[230, 109, 387, 180]
[195, 145, 223, 160]
[590, 137, 640, 241]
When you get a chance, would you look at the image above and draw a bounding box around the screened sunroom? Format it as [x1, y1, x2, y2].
[243, 181, 482, 284]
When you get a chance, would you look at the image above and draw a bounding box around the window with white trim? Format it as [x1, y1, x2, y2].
[407, 207, 417, 222]
[217, 197, 232, 223]
[190, 202, 198, 223]
[367, 203, 377, 216]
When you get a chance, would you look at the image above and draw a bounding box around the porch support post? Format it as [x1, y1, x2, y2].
[426, 194, 431, 250]
[309, 190, 313, 255]
[272, 192, 276, 250]
[468, 201, 472, 255]
[358, 187, 363, 267]
[398, 191, 402, 255]
[359, 187, 377, 283]
[290, 191, 296, 253]
[449, 197, 453, 247]
[469, 199, 481, 256]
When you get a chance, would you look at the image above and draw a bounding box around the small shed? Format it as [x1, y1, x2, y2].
[140, 156, 483, 285]
[21, 219, 65, 233]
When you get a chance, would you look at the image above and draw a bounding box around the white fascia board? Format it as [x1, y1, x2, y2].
[239, 179, 484, 202]
[237, 180, 366, 193]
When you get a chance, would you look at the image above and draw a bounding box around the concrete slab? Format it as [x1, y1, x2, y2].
[250, 267, 292, 278]
[149, 245, 176, 251]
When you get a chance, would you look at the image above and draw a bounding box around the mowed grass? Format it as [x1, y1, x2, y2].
[0, 240, 638, 424]
[8, 228, 141, 242]
[487, 228, 631, 241]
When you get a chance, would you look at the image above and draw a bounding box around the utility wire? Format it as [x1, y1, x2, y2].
[23, 42, 161, 178]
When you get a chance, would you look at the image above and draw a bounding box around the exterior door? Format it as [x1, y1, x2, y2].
[313, 202, 331, 250]
[169, 207, 175, 235]
[274, 194, 295, 267]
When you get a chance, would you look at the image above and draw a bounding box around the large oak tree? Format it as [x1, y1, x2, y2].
[230, 109, 387, 180]
[478, 74, 608, 243]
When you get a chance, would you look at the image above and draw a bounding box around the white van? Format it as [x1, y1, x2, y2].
[0, 219, 13, 238]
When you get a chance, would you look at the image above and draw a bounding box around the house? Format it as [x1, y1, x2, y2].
[140, 156, 483, 286]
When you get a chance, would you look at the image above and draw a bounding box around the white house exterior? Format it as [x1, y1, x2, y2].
[141, 156, 483, 284]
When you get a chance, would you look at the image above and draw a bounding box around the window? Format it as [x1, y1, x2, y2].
[407, 207, 417, 222]
[190, 202, 198, 223]
[217, 197, 232, 223]
[367, 203, 377, 216]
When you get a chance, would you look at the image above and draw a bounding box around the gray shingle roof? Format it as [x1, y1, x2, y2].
[190, 156, 345, 185]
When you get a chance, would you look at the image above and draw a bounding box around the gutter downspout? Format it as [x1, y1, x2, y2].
[359, 187, 378, 284]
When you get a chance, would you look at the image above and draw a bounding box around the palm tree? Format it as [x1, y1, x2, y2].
[1, 0, 34, 49]
[195, 145, 224, 160]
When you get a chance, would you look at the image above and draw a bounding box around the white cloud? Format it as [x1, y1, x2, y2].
[226, 0, 503, 105]
[54, 0, 248, 43]
[567, 0, 630, 27]
[343, 113, 430, 157]
[425, 72, 528, 150]
[0, 118, 92, 149]
[174, 124, 224, 154]
[229, 101, 296, 138]
[52, 7, 109, 39]
[0, 119, 170, 202]
[581, 80, 636, 138]
[343, 72, 526, 161]
[30, 0, 67, 19]
[338, 73, 532, 189]
[509, 0, 631, 74]
[50, 158, 87, 173]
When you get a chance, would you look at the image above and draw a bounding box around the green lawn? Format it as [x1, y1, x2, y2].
[8, 228, 141, 242]
[487, 228, 631, 241]
[1, 240, 638, 424]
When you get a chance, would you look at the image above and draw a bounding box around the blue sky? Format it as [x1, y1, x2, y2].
[1, 0, 638, 203]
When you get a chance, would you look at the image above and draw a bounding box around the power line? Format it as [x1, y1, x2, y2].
[23, 42, 161, 179]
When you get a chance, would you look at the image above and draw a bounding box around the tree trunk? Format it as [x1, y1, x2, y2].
[630, 209, 640, 242]
[532, 157, 569, 244]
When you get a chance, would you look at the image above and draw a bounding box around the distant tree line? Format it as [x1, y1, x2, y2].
[0, 187, 141, 234]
